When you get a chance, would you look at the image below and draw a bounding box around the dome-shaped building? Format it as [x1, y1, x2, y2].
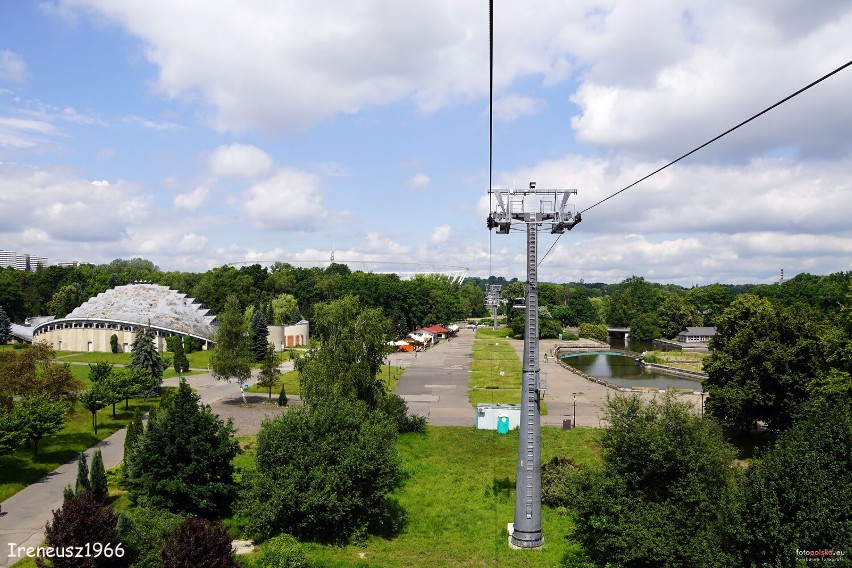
[32, 283, 216, 353]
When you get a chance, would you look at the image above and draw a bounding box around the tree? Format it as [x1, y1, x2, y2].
[110, 333, 120, 353]
[703, 295, 825, 432]
[89, 448, 108, 501]
[629, 312, 661, 341]
[250, 309, 270, 362]
[237, 398, 401, 542]
[657, 293, 701, 339]
[0, 305, 11, 343]
[733, 399, 851, 566]
[76, 451, 90, 494]
[277, 383, 288, 407]
[88, 361, 113, 384]
[257, 343, 278, 400]
[297, 296, 392, 410]
[0, 406, 24, 456]
[160, 517, 238, 568]
[39, 491, 120, 568]
[271, 293, 300, 325]
[110, 367, 150, 410]
[128, 326, 166, 387]
[605, 276, 664, 327]
[578, 323, 607, 342]
[16, 396, 67, 459]
[46, 284, 82, 318]
[211, 295, 252, 403]
[572, 395, 739, 568]
[123, 411, 144, 466]
[124, 379, 240, 517]
[172, 334, 189, 374]
[79, 384, 109, 433]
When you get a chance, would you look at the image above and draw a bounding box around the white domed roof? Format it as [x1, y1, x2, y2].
[65, 283, 216, 339]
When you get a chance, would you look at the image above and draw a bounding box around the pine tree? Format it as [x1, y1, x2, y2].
[75, 452, 90, 494]
[90, 448, 108, 501]
[173, 335, 190, 374]
[277, 383, 288, 407]
[129, 326, 166, 386]
[110, 333, 120, 354]
[124, 412, 144, 464]
[63, 484, 75, 504]
[250, 309, 270, 362]
[0, 306, 12, 344]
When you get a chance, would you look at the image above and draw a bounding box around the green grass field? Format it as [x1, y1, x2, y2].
[245, 365, 406, 399]
[644, 350, 707, 372]
[467, 335, 549, 412]
[251, 426, 602, 567]
[57, 348, 214, 370]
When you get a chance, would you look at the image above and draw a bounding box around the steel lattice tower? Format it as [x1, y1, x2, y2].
[487, 183, 580, 548]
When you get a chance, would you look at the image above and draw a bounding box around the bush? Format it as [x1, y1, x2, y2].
[277, 383, 288, 407]
[561, 332, 579, 341]
[39, 491, 120, 568]
[578, 323, 607, 342]
[110, 334, 120, 354]
[380, 394, 426, 434]
[89, 448, 108, 501]
[539, 317, 563, 340]
[117, 506, 184, 568]
[255, 534, 308, 568]
[160, 517, 238, 568]
[237, 398, 402, 543]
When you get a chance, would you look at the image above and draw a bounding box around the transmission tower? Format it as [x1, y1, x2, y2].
[487, 182, 580, 548]
[485, 284, 503, 330]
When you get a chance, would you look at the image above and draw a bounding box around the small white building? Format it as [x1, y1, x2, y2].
[677, 326, 717, 343]
[268, 320, 310, 349]
[475, 403, 521, 431]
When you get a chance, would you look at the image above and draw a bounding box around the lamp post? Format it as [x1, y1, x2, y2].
[573, 392, 577, 428]
[700, 391, 705, 418]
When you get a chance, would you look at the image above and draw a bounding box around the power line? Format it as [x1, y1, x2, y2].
[536, 57, 852, 268]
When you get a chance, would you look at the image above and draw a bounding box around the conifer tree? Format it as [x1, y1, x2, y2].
[128, 326, 166, 387]
[172, 335, 189, 374]
[123, 411, 144, 464]
[250, 309, 270, 362]
[0, 305, 11, 344]
[75, 452, 90, 494]
[90, 448, 108, 501]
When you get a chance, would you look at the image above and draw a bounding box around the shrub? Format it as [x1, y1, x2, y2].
[379, 394, 426, 434]
[117, 506, 184, 568]
[160, 517, 237, 568]
[277, 383, 288, 407]
[578, 323, 607, 342]
[237, 398, 401, 542]
[255, 534, 308, 568]
[89, 448, 108, 501]
[541, 456, 583, 509]
[39, 491, 120, 568]
[110, 334, 119, 354]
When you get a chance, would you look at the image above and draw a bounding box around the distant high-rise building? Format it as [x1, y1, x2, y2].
[2, 250, 49, 272]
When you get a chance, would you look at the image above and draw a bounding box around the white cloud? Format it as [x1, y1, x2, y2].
[430, 224, 452, 244]
[239, 168, 328, 231]
[408, 173, 430, 189]
[173, 186, 209, 212]
[208, 144, 273, 179]
[176, 232, 208, 252]
[0, 51, 27, 82]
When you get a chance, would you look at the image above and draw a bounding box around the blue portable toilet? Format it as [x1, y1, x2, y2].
[497, 415, 510, 434]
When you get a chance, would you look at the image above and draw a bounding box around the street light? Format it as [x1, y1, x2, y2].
[700, 391, 705, 418]
[573, 393, 577, 428]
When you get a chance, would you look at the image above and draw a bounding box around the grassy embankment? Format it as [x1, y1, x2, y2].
[240, 425, 601, 567]
[643, 350, 707, 373]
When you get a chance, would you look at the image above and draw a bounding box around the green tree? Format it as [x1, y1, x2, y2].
[629, 312, 661, 341]
[703, 295, 825, 432]
[16, 396, 67, 459]
[110, 333, 120, 354]
[271, 293, 300, 325]
[172, 335, 189, 374]
[128, 326, 166, 387]
[45, 284, 82, 318]
[89, 448, 108, 501]
[572, 395, 739, 568]
[237, 398, 401, 542]
[160, 517, 238, 568]
[605, 276, 664, 326]
[123, 411, 144, 466]
[0, 305, 11, 343]
[734, 399, 852, 566]
[75, 451, 90, 494]
[211, 295, 252, 403]
[257, 343, 278, 400]
[578, 323, 608, 342]
[0, 406, 24, 456]
[277, 383, 288, 407]
[685, 283, 733, 326]
[657, 293, 701, 339]
[79, 384, 109, 433]
[111, 367, 150, 410]
[250, 309, 270, 362]
[39, 491, 120, 568]
[124, 379, 239, 517]
[297, 296, 391, 409]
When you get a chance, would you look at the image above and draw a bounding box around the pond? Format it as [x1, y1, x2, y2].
[561, 337, 704, 391]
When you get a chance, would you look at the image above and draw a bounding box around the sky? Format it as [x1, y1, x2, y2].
[1, 1, 852, 286]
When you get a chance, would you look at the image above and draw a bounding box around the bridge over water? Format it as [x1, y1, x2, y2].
[554, 345, 642, 359]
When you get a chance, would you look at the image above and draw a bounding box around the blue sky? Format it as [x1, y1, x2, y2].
[2, 1, 852, 285]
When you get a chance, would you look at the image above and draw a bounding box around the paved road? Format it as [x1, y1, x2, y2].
[0, 368, 277, 567]
[393, 330, 475, 426]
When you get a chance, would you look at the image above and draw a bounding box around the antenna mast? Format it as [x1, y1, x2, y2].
[487, 183, 581, 549]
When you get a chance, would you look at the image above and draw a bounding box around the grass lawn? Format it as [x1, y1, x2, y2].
[0, 397, 162, 502]
[57, 349, 214, 371]
[468, 335, 548, 413]
[245, 365, 406, 398]
[474, 327, 514, 340]
[252, 426, 603, 567]
[644, 350, 707, 372]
